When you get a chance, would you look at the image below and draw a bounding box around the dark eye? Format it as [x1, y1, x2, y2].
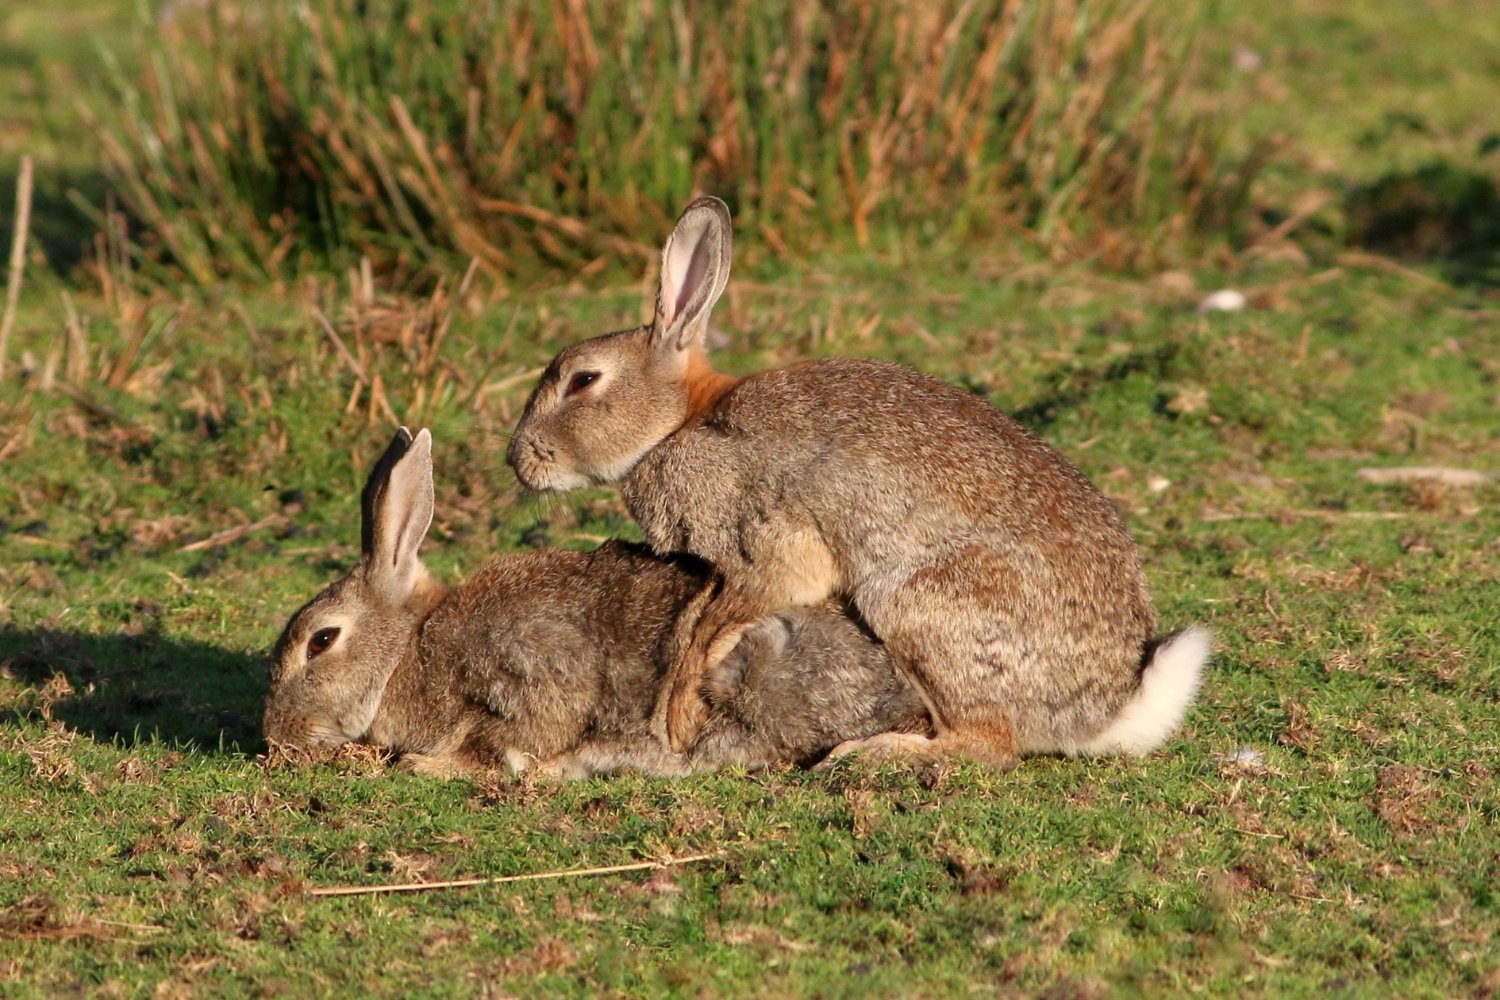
[566, 370, 600, 396]
[307, 627, 340, 659]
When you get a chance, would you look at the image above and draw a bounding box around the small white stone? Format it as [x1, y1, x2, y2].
[1148, 476, 1171, 494]
[1233, 46, 1263, 72]
[1221, 747, 1264, 765]
[1198, 289, 1248, 313]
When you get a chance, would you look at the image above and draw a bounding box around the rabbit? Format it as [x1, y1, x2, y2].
[263, 427, 928, 779]
[506, 196, 1210, 769]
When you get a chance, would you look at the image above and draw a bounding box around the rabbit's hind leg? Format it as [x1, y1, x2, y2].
[817, 719, 1020, 771]
[852, 552, 1027, 771]
[817, 730, 938, 767]
[652, 585, 765, 753]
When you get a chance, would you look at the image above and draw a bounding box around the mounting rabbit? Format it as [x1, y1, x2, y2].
[508, 196, 1209, 768]
[263, 427, 926, 778]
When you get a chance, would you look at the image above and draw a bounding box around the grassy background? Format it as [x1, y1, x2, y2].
[83, 0, 1263, 285]
[2, 0, 1498, 996]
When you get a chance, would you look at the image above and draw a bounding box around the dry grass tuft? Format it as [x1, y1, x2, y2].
[261, 739, 392, 774]
[92, 0, 1262, 286]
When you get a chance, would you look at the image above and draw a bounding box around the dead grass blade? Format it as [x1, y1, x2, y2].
[177, 514, 287, 554]
[0, 154, 34, 377]
[1355, 467, 1495, 487]
[307, 852, 723, 898]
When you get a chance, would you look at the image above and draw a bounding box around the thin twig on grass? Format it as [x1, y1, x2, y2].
[307, 852, 723, 898]
[91, 918, 167, 934]
[11, 534, 71, 550]
[51, 382, 142, 431]
[1356, 467, 1494, 487]
[733, 280, 965, 305]
[1199, 509, 1412, 523]
[177, 514, 287, 553]
[311, 306, 369, 384]
[0, 918, 163, 942]
[0, 154, 35, 379]
[1337, 251, 1450, 291]
[233, 301, 273, 366]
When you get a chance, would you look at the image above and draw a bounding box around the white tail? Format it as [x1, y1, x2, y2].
[1076, 627, 1211, 756]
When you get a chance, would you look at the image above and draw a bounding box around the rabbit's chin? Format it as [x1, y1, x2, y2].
[510, 446, 592, 492]
[518, 468, 593, 492]
[270, 722, 353, 752]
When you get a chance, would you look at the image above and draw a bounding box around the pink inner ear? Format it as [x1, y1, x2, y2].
[391, 509, 413, 568]
[664, 226, 711, 328]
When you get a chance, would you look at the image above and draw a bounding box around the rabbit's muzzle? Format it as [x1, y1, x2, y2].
[263, 708, 350, 751]
[508, 434, 577, 492]
[506, 434, 545, 489]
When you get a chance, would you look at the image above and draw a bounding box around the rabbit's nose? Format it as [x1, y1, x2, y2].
[507, 436, 553, 489]
[504, 436, 525, 476]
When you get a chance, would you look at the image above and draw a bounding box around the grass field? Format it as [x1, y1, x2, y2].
[2, 0, 1498, 996]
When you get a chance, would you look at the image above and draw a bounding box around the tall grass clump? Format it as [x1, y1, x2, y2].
[93, 0, 1261, 285]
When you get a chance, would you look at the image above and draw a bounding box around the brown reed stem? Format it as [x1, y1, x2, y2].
[0, 155, 35, 379]
[177, 514, 288, 553]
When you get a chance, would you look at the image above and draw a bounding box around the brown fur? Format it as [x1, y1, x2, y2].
[684, 348, 741, 422]
[264, 428, 927, 778]
[507, 198, 1207, 765]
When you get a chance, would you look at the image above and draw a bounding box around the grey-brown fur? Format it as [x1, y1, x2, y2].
[507, 197, 1208, 766]
[263, 428, 926, 778]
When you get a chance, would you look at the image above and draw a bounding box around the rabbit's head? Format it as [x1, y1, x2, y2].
[508, 197, 736, 491]
[263, 427, 442, 750]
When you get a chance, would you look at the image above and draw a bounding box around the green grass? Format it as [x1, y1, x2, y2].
[0, 1, 141, 272]
[2, 0, 1499, 995]
[2, 260, 1496, 995]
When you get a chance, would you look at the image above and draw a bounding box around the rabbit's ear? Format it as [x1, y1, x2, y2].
[360, 427, 435, 600]
[652, 196, 732, 353]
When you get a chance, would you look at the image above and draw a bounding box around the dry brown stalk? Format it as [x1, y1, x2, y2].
[473, 365, 546, 408]
[0, 155, 35, 379]
[478, 199, 655, 260]
[311, 306, 369, 384]
[1356, 467, 1494, 488]
[60, 291, 89, 385]
[177, 514, 288, 554]
[106, 312, 175, 391]
[1199, 509, 1413, 524]
[1337, 252, 1450, 291]
[388, 95, 509, 273]
[51, 382, 142, 432]
[306, 852, 723, 898]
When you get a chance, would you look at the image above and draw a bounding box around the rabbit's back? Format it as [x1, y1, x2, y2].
[425, 542, 707, 757]
[629, 357, 1145, 585]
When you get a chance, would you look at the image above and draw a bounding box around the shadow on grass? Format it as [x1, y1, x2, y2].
[1345, 159, 1500, 288]
[0, 162, 111, 278]
[0, 625, 266, 753]
[1012, 344, 1181, 432]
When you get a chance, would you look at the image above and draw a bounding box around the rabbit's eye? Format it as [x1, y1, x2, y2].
[307, 627, 340, 659]
[566, 370, 600, 396]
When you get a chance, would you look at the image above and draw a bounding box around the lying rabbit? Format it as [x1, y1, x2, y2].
[507, 197, 1209, 767]
[263, 427, 927, 778]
